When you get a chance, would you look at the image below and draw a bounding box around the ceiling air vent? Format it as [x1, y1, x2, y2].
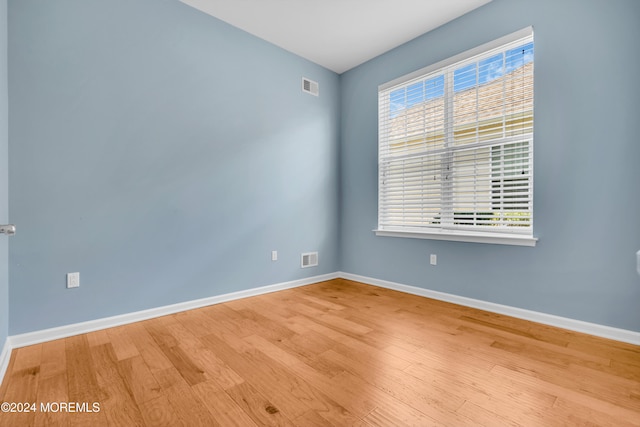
[301, 252, 318, 268]
[302, 78, 319, 96]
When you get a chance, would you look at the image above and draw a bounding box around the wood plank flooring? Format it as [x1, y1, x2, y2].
[1, 278, 639, 426]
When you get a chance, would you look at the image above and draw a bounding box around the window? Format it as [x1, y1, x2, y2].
[376, 27, 536, 246]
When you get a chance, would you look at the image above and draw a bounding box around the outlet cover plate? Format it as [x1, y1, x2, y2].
[67, 272, 80, 288]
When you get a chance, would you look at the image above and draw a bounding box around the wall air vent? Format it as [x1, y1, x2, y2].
[302, 78, 319, 96]
[301, 252, 319, 268]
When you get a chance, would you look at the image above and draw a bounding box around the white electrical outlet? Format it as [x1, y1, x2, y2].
[67, 272, 80, 288]
[272, 250, 278, 261]
[430, 254, 437, 265]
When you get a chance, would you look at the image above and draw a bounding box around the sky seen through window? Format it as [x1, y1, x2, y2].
[389, 42, 533, 116]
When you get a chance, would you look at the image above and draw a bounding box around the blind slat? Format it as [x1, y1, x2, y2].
[379, 32, 534, 234]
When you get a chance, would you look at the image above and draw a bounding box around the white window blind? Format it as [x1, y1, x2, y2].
[377, 28, 535, 245]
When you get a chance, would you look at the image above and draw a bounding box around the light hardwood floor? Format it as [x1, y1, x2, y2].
[1, 278, 639, 426]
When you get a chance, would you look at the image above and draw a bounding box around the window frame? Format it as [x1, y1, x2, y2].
[375, 27, 537, 247]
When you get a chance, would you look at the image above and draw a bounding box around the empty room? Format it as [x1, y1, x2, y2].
[0, 0, 639, 425]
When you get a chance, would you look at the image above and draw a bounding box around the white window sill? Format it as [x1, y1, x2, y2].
[374, 228, 538, 247]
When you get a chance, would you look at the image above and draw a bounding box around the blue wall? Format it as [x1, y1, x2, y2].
[340, 0, 640, 331]
[8, 0, 340, 334]
[0, 0, 8, 347]
[6, 0, 640, 336]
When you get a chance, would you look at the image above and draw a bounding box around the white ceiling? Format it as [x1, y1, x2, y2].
[180, 0, 491, 74]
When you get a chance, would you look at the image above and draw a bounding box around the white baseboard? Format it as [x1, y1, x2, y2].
[338, 272, 640, 346]
[9, 272, 339, 349]
[0, 337, 11, 385]
[4, 269, 639, 364]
